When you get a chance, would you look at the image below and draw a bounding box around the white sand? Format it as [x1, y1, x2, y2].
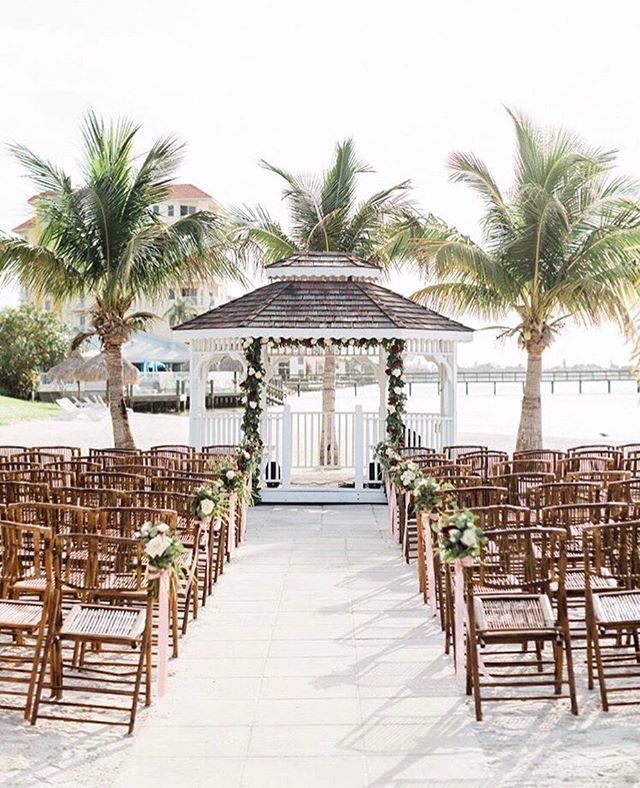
[1, 504, 639, 787]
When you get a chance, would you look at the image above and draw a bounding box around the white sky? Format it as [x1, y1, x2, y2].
[0, 0, 638, 368]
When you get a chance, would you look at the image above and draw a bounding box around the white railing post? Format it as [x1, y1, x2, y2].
[354, 405, 364, 491]
[282, 404, 292, 489]
[188, 351, 206, 450]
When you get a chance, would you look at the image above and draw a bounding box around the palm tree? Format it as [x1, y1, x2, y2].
[164, 296, 199, 327]
[0, 111, 239, 448]
[412, 110, 640, 450]
[232, 138, 415, 463]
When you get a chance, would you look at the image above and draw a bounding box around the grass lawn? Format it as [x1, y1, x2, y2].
[0, 395, 59, 426]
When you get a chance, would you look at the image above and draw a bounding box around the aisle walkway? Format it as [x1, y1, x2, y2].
[115, 504, 489, 787]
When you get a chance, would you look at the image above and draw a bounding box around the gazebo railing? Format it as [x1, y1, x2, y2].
[192, 407, 452, 492]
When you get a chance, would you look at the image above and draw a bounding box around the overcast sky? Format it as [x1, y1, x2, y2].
[0, 0, 638, 367]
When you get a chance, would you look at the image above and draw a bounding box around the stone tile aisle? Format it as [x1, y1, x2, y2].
[116, 504, 489, 787]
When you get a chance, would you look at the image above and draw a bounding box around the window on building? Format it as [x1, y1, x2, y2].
[167, 205, 174, 217]
[181, 287, 198, 303]
[79, 315, 86, 328]
[180, 205, 196, 216]
[152, 205, 160, 215]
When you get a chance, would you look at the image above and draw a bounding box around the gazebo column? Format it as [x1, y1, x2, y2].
[189, 350, 208, 449]
[439, 346, 458, 448]
[376, 345, 387, 441]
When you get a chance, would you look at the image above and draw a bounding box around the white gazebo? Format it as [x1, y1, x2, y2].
[174, 252, 473, 503]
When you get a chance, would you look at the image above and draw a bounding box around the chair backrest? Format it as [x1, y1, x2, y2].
[558, 455, 615, 477]
[31, 445, 81, 461]
[48, 486, 134, 508]
[493, 459, 553, 476]
[201, 445, 237, 456]
[44, 460, 101, 479]
[97, 506, 178, 539]
[0, 480, 49, 505]
[458, 450, 508, 479]
[79, 471, 146, 491]
[0, 446, 27, 458]
[52, 531, 147, 597]
[417, 463, 473, 477]
[583, 520, 640, 591]
[568, 444, 617, 456]
[150, 475, 213, 494]
[0, 519, 52, 597]
[512, 449, 566, 474]
[607, 478, 640, 504]
[149, 445, 194, 458]
[451, 486, 509, 508]
[469, 504, 531, 530]
[565, 469, 630, 486]
[35, 468, 76, 488]
[491, 472, 555, 506]
[528, 481, 602, 509]
[400, 447, 440, 460]
[619, 444, 640, 459]
[7, 501, 97, 534]
[474, 526, 567, 596]
[541, 501, 629, 528]
[432, 474, 482, 488]
[443, 445, 487, 462]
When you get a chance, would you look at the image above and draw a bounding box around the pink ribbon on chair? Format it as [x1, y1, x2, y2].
[422, 513, 438, 615]
[240, 499, 247, 543]
[157, 569, 170, 697]
[389, 486, 397, 536]
[453, 558, 473, 680]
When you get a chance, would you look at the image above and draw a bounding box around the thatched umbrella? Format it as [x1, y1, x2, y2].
[47, 350, 139, 395]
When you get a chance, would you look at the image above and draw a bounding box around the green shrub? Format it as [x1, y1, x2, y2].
[0, 304, 69, 399]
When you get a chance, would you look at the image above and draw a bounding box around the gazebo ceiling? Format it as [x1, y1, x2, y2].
[173, 278, 473, 340]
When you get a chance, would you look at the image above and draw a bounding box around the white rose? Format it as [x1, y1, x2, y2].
[156, 522, 170, 534]
[325, 338, 333, 346]
[310, 338, 317, 345]
[461, 528, 477, 548]
[243, 450, 250, 459]
[140, 522, 152, 536]
[385, 448, 394, 457]
[273, 337, 281, 344]
[349, 339, 355, 346]
[249, 401, 258, 409]
[255, 372, 262, 379]
[200, 498, 214, 516]
[388, 405, 396, 414]
[145, 534, 172, 559]
[392, 369, 402, 377]
[226, 470, 236, 480]
[248, 367, 255, 376]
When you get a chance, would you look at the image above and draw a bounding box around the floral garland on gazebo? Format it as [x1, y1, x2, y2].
[240, 338, 265, 496]
[382, 338, 406, 448]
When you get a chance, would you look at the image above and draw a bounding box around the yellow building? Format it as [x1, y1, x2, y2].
[12, 184, 228, 338]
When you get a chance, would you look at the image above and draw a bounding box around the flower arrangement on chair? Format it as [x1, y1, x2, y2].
[137, 521, 186, 596]
[189, 483, 228, 525]
[388, 458, 422, 493]
[432, 509, 486, 563]
[413, 477, 455, 517]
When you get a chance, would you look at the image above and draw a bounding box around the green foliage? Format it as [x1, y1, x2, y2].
[240, 338, 265, 498]
[412, 109, 640, 349]
[0, 304, 69, 399]
[231, 138, 418, 264]
[164, 297, 199, 327]
[413, 477, 455, 513]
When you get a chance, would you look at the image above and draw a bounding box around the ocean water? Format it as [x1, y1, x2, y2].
[287, 380, 640, 443]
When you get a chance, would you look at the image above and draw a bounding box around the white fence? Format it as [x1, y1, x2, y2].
[193, 406, 452, 491]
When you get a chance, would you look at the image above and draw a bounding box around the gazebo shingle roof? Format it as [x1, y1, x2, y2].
[173, 279, 472, 334]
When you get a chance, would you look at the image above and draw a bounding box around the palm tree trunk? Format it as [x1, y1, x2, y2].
[104, 339, 136, 449]
[515, 344, 544, 451]
[320, 347, 338, 465]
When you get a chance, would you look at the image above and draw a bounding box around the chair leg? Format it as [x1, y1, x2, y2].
[592, 623, 609, 711]
[553, 640, 563, 695]
[468, 633, 483, 721]
[128, 637, 148, 735]
[563, 633, 578, 715]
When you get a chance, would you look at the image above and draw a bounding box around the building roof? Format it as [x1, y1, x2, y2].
[265, 251, 380, 271]
[12, 217, 35, 233]
[167, 184, 212, 199]
[173, 278, 472, 338]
